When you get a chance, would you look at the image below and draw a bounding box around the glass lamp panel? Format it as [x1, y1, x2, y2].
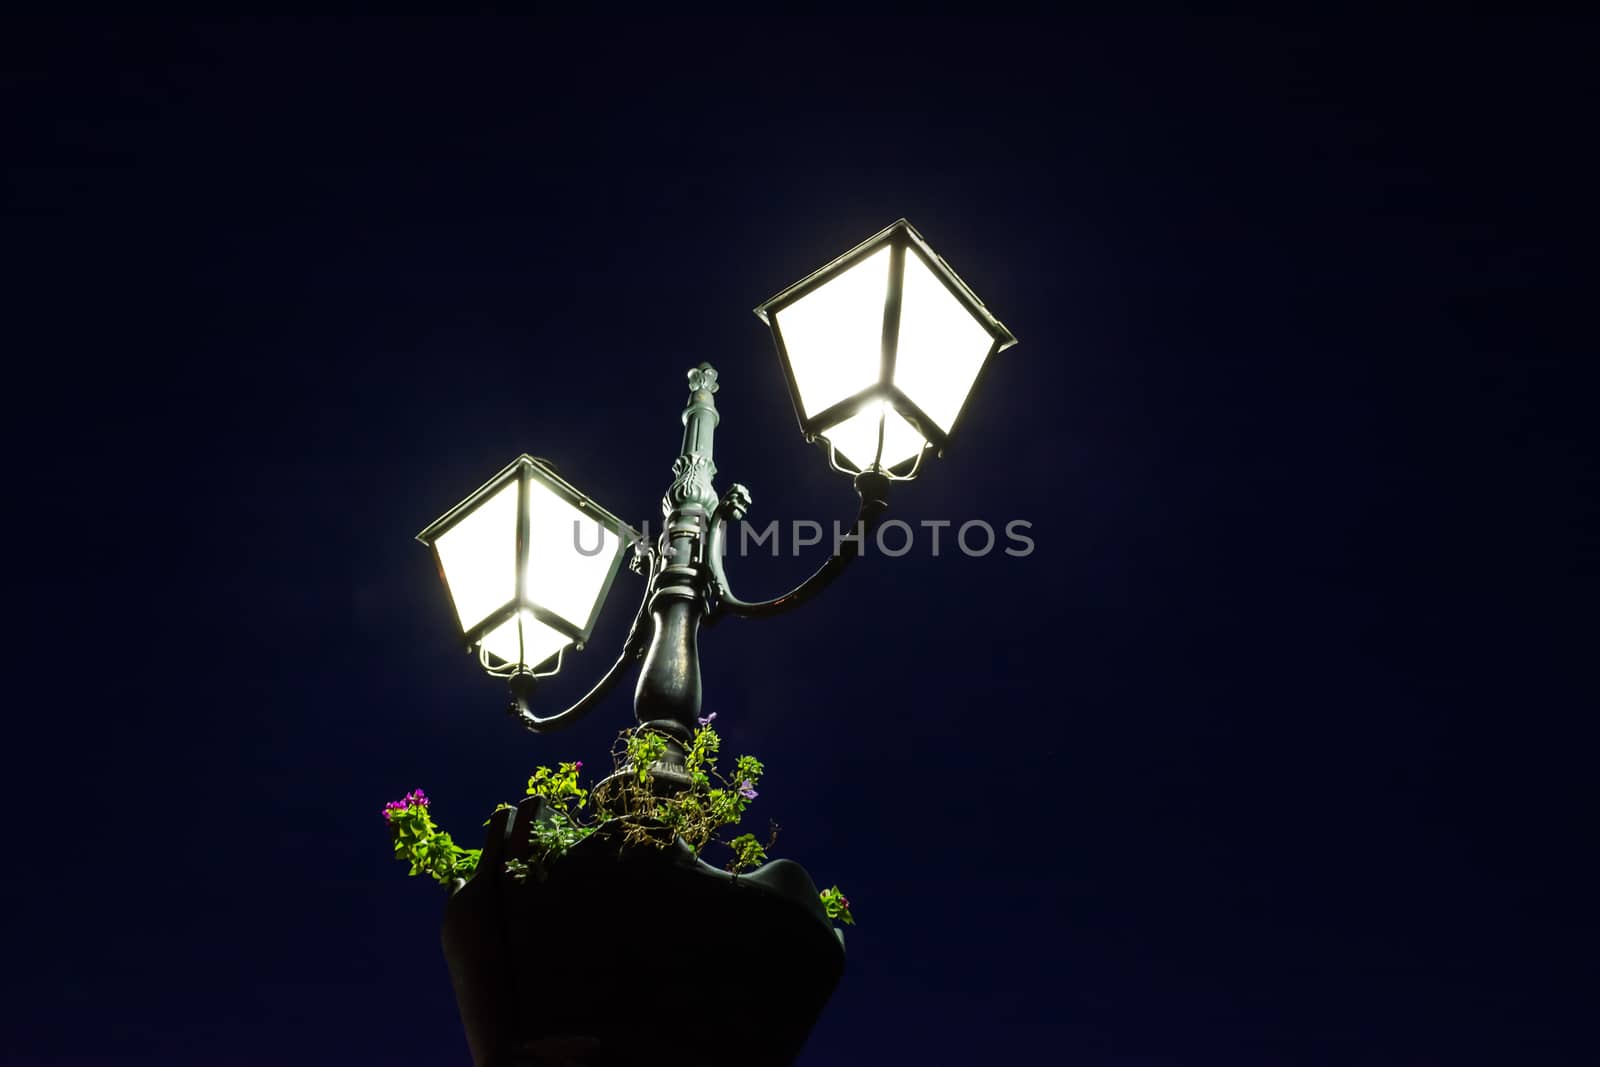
[773, 245, 892, 419]
[522, 477, 622, 630]
[892, 250, 997, 434]
[824, 400, 926, 472]
[432, 479, 520, 633]
[480, 610, 570, 670]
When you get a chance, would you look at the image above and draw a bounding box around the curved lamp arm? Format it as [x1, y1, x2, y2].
[707, 470, 891, 619]
[507, 546, 657, 733]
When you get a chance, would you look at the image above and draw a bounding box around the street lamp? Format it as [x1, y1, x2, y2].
[419, 219, 1015, 764]
[422, 219, 1015, 1066]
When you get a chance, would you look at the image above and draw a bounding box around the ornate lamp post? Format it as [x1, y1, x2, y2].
[418, 219, 1015, 1067]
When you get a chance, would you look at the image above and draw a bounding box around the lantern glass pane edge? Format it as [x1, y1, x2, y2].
[427, 477, 520, 636]
[891, 245, 1000, 435]
[522, 474, 628, 638]
[770, 245, 892, 420]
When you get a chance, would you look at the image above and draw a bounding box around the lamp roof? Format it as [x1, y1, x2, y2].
[416, 454, 638, 548]
[753, 218, 1017, 352]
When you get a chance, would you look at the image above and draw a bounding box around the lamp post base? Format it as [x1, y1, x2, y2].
[442, 798, 845, 1067]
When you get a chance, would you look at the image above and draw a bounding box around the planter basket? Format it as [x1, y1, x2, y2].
[442, 796, 846, 1067]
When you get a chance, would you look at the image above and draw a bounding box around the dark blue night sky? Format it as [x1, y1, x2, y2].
[4, 17, 1595, 1066]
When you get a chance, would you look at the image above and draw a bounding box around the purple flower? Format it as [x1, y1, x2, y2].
[383, 790, 429, 820]
[573, 761, 583, 771]
[738, 779, 758, 800]
[697, 712, 717, 728]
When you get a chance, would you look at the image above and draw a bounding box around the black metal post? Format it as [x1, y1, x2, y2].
[631, 362, 721, 787]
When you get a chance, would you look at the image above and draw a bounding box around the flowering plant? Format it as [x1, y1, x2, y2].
[382, 715, 852, 926]
[382, 789, 481, 883]
[819, 885, 855, 926]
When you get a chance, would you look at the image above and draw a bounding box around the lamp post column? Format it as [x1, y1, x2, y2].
[633, 362, 721, 786]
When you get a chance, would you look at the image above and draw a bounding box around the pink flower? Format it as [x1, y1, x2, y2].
[383, 790, 429, 820]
